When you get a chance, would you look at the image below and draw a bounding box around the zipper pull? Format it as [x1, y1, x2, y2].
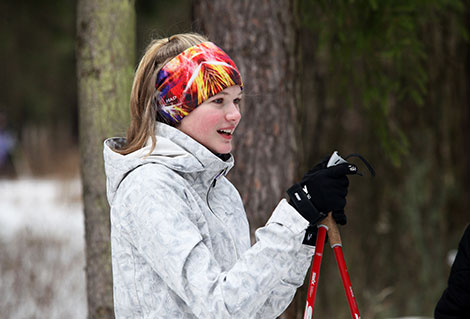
[212, 168, 227, 188]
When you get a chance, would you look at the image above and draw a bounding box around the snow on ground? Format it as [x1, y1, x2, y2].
[0, 177, 87, 319]
[0, 178, 83, 239]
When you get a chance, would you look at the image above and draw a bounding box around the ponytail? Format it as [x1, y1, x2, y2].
[115, 33, 208, 155]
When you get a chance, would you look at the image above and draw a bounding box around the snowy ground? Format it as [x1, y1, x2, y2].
[0, 178, 87, 319]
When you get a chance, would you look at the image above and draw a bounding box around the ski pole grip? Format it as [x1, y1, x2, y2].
[320, 213, 342, 247]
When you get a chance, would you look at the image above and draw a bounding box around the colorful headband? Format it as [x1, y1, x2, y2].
[154, 41, 243, 125]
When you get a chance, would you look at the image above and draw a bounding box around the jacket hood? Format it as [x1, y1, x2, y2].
[103, 123, 234, 203]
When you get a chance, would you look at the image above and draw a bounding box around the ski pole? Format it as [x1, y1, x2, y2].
[322, 213, 361, 319]
[303, 224, 328, 319]
[303, 150, 374, 318]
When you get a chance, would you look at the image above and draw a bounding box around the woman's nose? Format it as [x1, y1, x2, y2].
[226, 104, 241, 123]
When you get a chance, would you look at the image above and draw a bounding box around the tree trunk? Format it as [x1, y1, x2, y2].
[76, 1, 135, 318]
[192, 1, 300, 317]
[192, 0, 299, 236]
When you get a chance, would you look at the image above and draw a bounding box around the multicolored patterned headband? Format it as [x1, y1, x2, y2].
[154, 41, 243, 125]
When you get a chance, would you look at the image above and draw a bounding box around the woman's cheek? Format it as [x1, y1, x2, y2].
[200, 111, 223, 133]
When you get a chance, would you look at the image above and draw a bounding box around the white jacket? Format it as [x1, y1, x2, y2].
[103, 123, 314, 319]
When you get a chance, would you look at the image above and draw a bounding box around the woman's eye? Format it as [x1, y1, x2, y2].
[234, 98, 242, 105]
[212, 98, 224, 104]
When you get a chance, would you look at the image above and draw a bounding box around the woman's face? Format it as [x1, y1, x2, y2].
[178, 85, 242, 154]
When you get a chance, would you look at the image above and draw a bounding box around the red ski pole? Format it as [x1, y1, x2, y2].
[303, 213, 361, 319]
[322, 213, 361, 319]
[303, 224, 327, 319]
[303, 150, 373, 318]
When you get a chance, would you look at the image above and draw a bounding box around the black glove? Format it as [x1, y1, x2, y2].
[287, 160, 357, 225]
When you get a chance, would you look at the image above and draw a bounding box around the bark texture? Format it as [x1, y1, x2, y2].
[76, 1, 135, 318]
[192, 0, 299, 236]
[192, 1, 300, 317]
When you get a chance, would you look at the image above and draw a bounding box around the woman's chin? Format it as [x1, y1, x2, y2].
[211, 143, 232, 154]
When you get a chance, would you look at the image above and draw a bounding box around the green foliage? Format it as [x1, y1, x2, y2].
[300, 0, 466, 166]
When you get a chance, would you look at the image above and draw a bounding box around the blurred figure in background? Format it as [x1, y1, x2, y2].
[0, 112, 16, 178]
[435, 225, 470, 318]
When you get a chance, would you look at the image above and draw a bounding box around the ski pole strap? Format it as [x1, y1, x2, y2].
[287, 183, 326, 225]
[345, 153, 376, 177]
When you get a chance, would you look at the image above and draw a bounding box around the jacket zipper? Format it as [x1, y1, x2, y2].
[206, 171, 239, 259]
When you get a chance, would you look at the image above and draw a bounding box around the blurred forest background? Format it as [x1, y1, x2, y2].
[1, 0, 469, 318]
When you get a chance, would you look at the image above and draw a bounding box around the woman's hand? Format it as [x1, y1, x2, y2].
[300, 162, 357, 225]
[287, 159, 357, 225]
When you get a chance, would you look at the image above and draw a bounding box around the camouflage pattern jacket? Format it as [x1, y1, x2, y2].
[103, 123, 314, 319]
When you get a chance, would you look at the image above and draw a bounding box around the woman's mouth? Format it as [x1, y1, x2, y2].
[217, 129, 233, 139]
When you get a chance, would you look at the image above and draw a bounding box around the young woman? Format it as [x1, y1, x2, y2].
[104, 33, 355, 318]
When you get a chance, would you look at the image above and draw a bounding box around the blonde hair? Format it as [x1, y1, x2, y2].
[116, 33, 208, 155]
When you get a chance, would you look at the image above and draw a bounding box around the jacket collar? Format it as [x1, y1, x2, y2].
[104, 123, 234, 203]
[155, 123, 234, 175]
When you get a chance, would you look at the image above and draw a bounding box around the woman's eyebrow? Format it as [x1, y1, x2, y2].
[213, 91, 243, 97]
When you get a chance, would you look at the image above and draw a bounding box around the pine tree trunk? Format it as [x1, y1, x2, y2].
[192, 1, 300, 317]
[192, 0, 299, 235]
[76, 1, 135, 318]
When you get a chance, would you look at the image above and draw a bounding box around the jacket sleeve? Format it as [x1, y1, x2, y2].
[254, 244, 314, 318]
[124, 178, 310, 319]
[435, 225, 470, 318]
